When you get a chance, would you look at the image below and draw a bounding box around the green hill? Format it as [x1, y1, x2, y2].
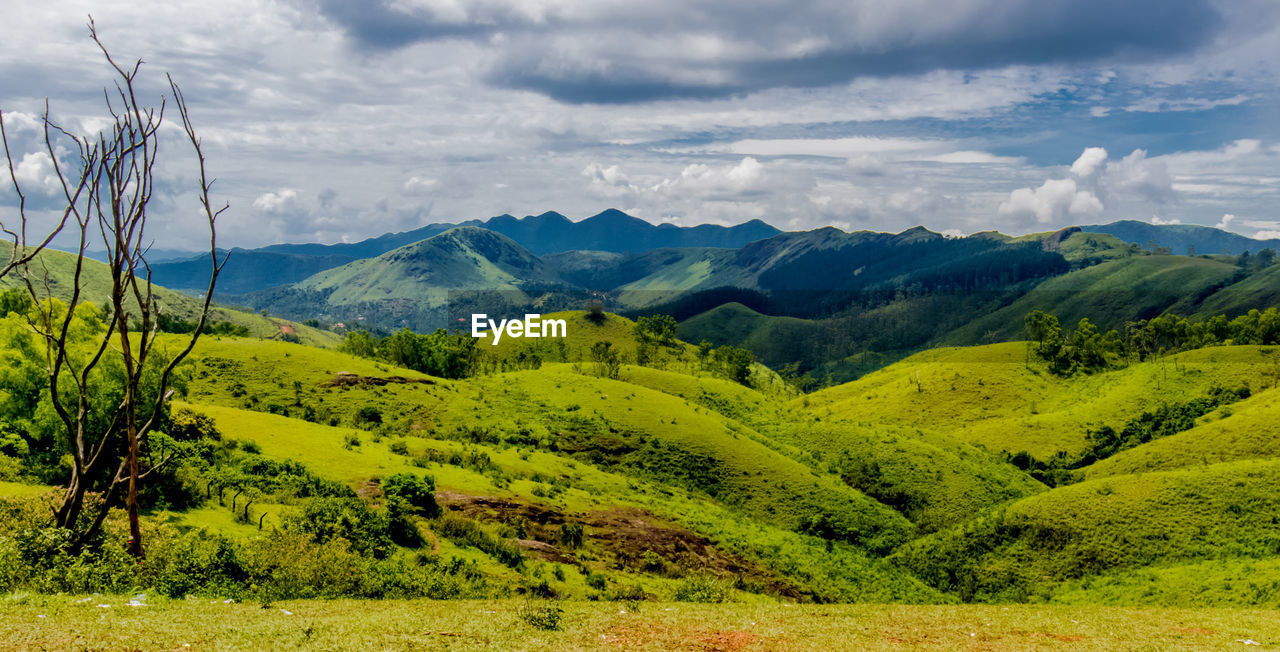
[802, 343, 1278, 458]
[1196, 264, 1280, 317]
[167, 335, 941, 601]
[1, 244, 338, 347]
[1055, 231, 1142, 265]
[945, 256, 1240, 343]
[300, 226, 564, 306]
[677, 302, 810, 353]
[1082, 380, 1280, 479]
[896, 458, 1280, 601]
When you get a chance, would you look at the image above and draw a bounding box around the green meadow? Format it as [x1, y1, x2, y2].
[4, 297, 1280, 647]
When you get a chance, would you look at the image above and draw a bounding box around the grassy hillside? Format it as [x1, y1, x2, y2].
[171, 335, 948, 601]
[1055, 231, 1141, 265]
[897, 458, 1280, 601]
[676, 302, 811, 358]
[299, 227, 563, 306]
[482, 310, 656, 362]
[2, 244, 339, 347]
[1082, 381, 1280, 479]
[945, 256, 1239, 343]
[1051, 557, 1280, 608]
[1196, 263, 1280, 317]
[185, 336, 913, 551]
[802, 342, 1278, 457]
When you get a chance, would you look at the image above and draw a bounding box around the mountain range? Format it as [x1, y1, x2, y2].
[1085, 220, 1280, 255]
[145, 210, 1280, 299]
[150, 209, 780, 293]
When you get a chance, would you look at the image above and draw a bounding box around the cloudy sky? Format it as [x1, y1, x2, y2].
[2, 0, 1279, 250]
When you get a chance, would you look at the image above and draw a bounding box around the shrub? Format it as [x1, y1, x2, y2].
[585, 572, 607, 591]
[293, 496, 393, 559]
[155, 532, 248, 598]
[435, 515, 524, 568]
[165, 408, 222, 441]
[559, 523, 584, 549]
[673, 575, 729, 603]
[382, 473, 441, 518]
[517, 598, 563, 631]
[355, 406, 383, 426]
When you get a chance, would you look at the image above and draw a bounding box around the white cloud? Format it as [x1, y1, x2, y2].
[253, 189, 301, 213]
[725, 137, 929, 158]
[0, 0, 1273, 249]
[582, 162, 640, 197]
[12, 152, 61, 196]
[1150, 215, 1182, 225]
[998, 178, 1103, 223]
[920, 151, 1022, 165]
[403, 176, 438, 195]
[1122, 94, 1251, 113]
[1104, 149, 1174, 203]
[1070, 147, 1108, 178]
[1216, 213, 1235, 229]
[1255, 230, 1280, 240]
[888, 187, 945, 214]
[656, 157, 764, 196]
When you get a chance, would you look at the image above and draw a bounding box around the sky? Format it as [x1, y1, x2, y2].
[1, 0, 1279, 250]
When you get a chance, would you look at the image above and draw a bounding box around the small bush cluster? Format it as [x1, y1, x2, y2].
[0, 494, 492, 601]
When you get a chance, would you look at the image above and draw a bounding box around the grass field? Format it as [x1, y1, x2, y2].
[1, 244, 339, 347]
[803, 342, 1279, 457]
[2, 597, 1277, 650]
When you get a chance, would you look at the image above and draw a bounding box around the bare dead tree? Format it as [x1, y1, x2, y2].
[2, 17, 227, 557]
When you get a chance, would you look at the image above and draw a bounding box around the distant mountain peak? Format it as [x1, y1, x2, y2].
[532, 211, 571, 223]
[893, 226, 942, 243]
[586, 208, 645, 224]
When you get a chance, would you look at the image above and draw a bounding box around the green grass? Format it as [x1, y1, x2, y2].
[0, 481, 53, 498]
[1196, 263, 1280, 317]
[944, 255, 1240, 342]
[802, 342, 1279, 457]
[1055, 231, 1140, 264]
[1051, 557, 1280, 608]
[175, 402, 423, 486]
[897, 458, 1280, 601]
[482, 310, 656, 362]
[3, 597, 1279, 650]
[1083, 382, 1280, 479]
[677, 301, 810, 351]
[297, 227, 559, 306]
[182, 335, 899, 549]
[2, 244, 339, 347]
[174, 342, 939, 603]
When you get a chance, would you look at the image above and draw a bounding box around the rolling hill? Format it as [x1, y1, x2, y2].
[941, 255, 1241, 342]
[1, 244, 338, 346]
[1086, 219, 1280, 255]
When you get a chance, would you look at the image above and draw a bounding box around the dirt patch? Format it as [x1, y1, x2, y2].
[692, 629, 760, 651]
[516, 539, 576, 564]
[435, 492, 808, 600]
[600, 625, 762, 651]
[320, 372, 436, 388]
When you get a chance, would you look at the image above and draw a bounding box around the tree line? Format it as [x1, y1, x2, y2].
[1026, 308, 1280, 376]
